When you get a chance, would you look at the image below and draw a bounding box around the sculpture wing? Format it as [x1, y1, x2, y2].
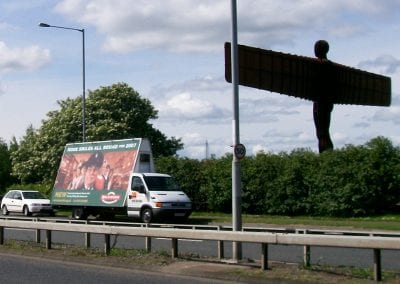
[225, 42, 391, 106]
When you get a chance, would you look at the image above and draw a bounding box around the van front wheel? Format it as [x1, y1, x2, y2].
[141, 208, 153, 223]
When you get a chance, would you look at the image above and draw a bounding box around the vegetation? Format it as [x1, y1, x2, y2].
[0, 138, 12, 189]
[156, 137, 400, 217]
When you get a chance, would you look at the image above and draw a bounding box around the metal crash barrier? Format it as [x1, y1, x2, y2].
[0, 217, 399, 282]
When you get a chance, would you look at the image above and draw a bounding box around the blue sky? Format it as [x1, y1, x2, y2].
[1, 0, 400, 159]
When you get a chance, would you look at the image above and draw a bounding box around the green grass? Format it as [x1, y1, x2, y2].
[190, 212, 400, 231]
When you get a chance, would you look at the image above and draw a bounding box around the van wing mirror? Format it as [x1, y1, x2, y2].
[138, 185, 145, 193]
[132, 185, 146, 193]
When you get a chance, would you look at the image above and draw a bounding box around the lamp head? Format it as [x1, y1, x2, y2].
[39, 23, 50, 27]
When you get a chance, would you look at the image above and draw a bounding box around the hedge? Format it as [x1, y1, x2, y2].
[156, 137, 400, 217]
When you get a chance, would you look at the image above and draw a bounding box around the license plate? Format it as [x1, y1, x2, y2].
[174, 213, 185, 217]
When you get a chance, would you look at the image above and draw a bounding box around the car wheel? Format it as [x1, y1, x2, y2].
[23, 205, 32, 216]
[141, 207, 153, 223]
[72, 207, 87, 220]
[2, 205, 9, 215]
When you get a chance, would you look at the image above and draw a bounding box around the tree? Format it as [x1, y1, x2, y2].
[0, 138, 12, 190]
[11, 82, 183, 183]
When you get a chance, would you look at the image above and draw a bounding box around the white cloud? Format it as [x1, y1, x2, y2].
[373, 107, 400, 123]
[0, 82, 5, 95]
[55, 0, 229, 53]
[150, 76, 232, 125]
[252, 144, 267, 155]
[0, 42, 50, 74]
[353, 121, 370, 128]
[261, 129, 315, 151]
[358, 55, 400, 74]
[0, 21, 12, 31]
[158, 92, 229, 122]
[54, 0, 400, 54]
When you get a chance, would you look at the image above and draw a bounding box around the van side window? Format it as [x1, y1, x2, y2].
[131, 177, 145, 193]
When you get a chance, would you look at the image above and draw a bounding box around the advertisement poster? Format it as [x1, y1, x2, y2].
[51, 139, 140, 207]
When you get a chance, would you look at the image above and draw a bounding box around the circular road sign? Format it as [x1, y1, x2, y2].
[234, 143, 246, 159]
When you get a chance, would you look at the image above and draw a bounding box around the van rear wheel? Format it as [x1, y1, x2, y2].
[72, 207, 87, 220]
[141, 208, 153, 223]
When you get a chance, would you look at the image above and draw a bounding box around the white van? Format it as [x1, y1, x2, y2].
[51, 138, 192, 223]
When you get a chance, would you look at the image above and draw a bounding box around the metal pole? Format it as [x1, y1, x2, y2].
[230, 0, 242, 261]
[82, 29, 86, 142]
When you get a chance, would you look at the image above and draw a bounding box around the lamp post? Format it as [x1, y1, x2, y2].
[230, 0, 242, 261]
[39, 22, 86, 142]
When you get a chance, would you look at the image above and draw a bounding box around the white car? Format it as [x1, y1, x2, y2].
[1, 190, 53, 216]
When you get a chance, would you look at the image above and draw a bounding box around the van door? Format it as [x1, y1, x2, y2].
[127, 176, 147, 217]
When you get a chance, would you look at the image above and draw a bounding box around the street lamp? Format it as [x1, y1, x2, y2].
[39, 22, 86, 142]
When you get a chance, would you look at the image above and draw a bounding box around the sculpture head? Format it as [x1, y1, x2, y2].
[314, 40, 329, 59]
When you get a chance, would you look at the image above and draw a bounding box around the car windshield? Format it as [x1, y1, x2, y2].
[143, 176, 181, 191]
[22, 191, 46, 199]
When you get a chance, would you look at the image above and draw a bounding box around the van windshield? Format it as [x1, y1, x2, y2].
[143, 176, 181, 191]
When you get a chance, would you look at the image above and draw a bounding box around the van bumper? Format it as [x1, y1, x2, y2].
[152, 208, 192, 219]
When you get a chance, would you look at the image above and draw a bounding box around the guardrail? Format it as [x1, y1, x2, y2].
[0, 217, 399, 282]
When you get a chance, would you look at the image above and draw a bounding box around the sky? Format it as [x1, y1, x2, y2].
[1, 0, 400, 159]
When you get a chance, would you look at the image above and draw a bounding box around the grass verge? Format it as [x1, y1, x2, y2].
[190, 212, 400, 231]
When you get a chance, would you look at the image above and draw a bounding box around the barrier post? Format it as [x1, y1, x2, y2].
[218, 226, 224, 259]
[171, 238, 178, 258]
[145, 237, 152, 252]
[304, 245, 311, 267]
[0, 227, 3, 245]
[373, 249, 382, 282]
[261, 243, 268, 270]
[145, 224, 151, 252]
[299, 229, 311, 267]
[218, 240, 224, 259]
[46, 230, 52, 249]
[104, 234, 110, 255]
[85, 232, 91, 248]
[36, 229, 41, 243]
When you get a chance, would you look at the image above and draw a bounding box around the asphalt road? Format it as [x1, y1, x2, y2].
[0, 252, 231, 284]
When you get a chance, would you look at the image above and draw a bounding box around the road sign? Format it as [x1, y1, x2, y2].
[234, 143, 246, 159]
